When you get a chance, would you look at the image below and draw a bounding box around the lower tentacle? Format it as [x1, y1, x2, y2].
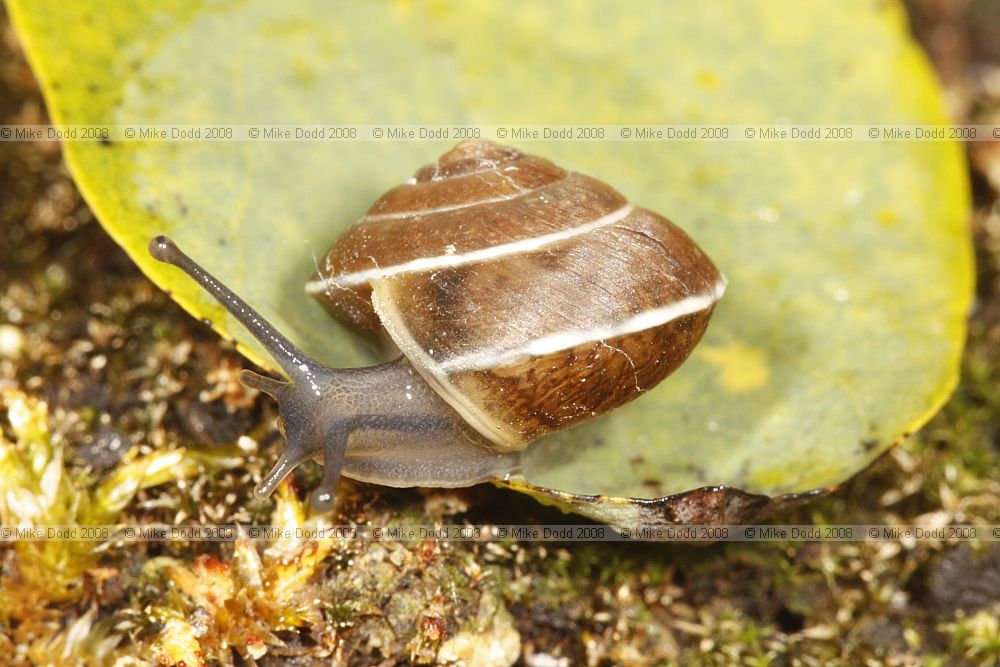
[254, 450, 313, 499]
[310, 428, 349, 512]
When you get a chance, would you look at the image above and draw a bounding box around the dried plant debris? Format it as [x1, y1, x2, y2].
[3, 5, 1000, 666]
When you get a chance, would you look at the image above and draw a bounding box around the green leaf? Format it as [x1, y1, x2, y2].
[9, 0, 972, 524]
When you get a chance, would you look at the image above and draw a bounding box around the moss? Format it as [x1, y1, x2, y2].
[941, 605, 1000, 666]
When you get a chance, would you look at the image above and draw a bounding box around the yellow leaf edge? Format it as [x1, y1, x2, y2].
[7, 1, 279, 371]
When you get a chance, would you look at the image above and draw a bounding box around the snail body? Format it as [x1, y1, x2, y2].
[150, 140, 725, 510]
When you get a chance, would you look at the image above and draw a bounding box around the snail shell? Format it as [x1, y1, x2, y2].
[308, 140, 726, 451]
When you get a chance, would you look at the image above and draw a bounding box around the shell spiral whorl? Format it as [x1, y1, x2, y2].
[308, 140, 726, 451]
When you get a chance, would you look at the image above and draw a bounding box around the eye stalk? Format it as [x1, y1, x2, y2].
[148, 236, 323, 384]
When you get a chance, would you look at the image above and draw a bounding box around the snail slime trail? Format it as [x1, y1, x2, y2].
[151, 139, 725, 509]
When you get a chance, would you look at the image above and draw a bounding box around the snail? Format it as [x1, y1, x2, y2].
[149, 140, 726, 511]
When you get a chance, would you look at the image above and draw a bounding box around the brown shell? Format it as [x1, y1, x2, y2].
[308, 140, 725, 451]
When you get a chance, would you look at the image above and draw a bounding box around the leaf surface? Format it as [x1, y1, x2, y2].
[9, 0, 973, 523]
